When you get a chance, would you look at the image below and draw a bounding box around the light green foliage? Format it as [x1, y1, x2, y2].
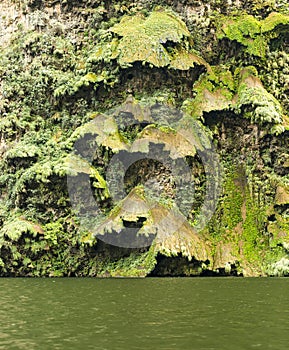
[234, 67, 285, 127]
[99, 249, 157, 277]
[217, 12, 289, 56]
[261, 50, 289, 115]
[183, 65, 235, 120]
[187, 65, 285, 130]
[207, 167, 269, 272]
[5, 142, 41, 159]
[262, 11, 289, 32]
[208, 170, 243, 239]
[0, 217, 40, 241]
[107, 8, 207, 69]
[242, 190, 267, 262]
[43, 222, 63, 246]
[266, 257, 289, 276]
[218, 14, 265, 56]
[236, 83, 283, 124]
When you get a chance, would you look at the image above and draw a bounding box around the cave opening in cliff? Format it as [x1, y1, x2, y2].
[148, 253, 242, 277]
[148, 253, 207, 277]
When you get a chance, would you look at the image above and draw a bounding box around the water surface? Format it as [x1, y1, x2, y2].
[0, 278, 288, 349]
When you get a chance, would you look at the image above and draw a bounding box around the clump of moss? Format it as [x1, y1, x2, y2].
[235, 68, 284, 125]
[184, 64, 286, 132]
[182, 65, 235, 120]
[217, 11, 289, 57]
[96, 8, 208, 70]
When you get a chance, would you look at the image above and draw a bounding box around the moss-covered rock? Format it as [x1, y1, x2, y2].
[217, 11, 289, 57]
[108, 8, 208, 70]
[0, 0, 288, 277]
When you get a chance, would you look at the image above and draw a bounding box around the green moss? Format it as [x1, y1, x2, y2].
[107, 8, 207, 69]
[220, 171, 244, 234]
[183, 65, 234, 120]
[236, 84, 283, 124]
[217, 12, 289, 57]
[205, 169, 244, 241]
[242, 191, 266, 263]
[0, 216, 41, 241]
[189, 65, 286, 129]
[99, 248, 157, 277]
[261, 12, 289, 32]
[222, 14, 261, 38]
[207, 165, 270, 273]
[217, 14, 265, 56]
[158, 125, 177, 134]
[235, 68, 284, 125]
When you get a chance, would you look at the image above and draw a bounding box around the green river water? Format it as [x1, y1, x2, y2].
[0, 278, 288, 349]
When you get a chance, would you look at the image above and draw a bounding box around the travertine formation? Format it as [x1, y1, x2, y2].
[0, 0, 288, 277]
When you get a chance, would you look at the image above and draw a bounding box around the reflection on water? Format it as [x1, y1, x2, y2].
[0, 278, 289, 350]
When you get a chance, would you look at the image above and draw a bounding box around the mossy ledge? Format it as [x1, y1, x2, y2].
[0, 0, 288, 277]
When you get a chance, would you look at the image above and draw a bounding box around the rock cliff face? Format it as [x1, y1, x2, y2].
[0, 0, 288, 277]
